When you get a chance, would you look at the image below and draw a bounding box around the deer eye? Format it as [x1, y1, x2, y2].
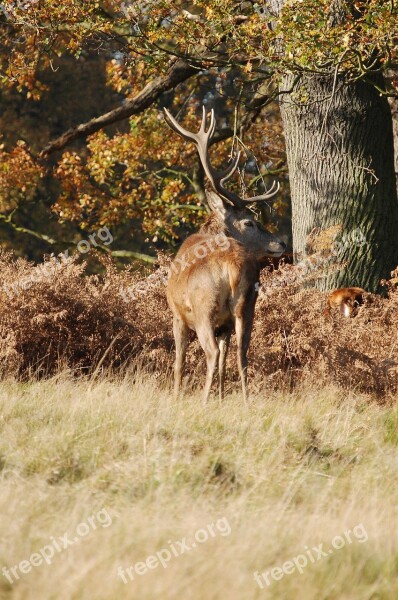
[244, 220, 254, 228]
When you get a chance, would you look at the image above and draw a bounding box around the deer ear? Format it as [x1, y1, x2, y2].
[205, 190, 228, 218]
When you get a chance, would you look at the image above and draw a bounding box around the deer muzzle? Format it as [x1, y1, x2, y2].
[268, 240, 286, 256]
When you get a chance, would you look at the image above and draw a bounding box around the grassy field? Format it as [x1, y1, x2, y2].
[0, 374, 397, 599]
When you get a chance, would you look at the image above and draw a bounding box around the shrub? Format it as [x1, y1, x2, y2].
[0, 249, 396, 396]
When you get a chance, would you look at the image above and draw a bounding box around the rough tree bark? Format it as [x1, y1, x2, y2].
[268, 0, 398, 292]
[279, 74, 398, 292]
[389, 94, 398, 195]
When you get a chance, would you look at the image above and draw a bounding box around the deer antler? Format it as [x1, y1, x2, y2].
[163, 105, 280, 208]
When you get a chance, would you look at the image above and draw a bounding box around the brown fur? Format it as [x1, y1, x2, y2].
[199, 213, 227, 235]
[167, 235, 259, 333]
[324, 287, 366, 317]
[167, 231, 266, 404]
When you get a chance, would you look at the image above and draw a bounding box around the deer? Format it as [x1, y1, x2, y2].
[164, 106, 286, 405]
[324, 287, 366, 317]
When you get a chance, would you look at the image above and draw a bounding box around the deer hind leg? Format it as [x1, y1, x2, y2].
[235, 313, 254, 406]
[217, 330, 231, 403]
[172, 316, 189, 400]
[196, 321, 219, 405]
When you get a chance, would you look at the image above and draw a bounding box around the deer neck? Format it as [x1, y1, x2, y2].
[199, 213, 228, 236]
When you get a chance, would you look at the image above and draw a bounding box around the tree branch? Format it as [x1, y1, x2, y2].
[39, 58, 197, 158]
[0, 212, 157, 263]
[110, 250, 156, 263]
[0, 212, 60, 246]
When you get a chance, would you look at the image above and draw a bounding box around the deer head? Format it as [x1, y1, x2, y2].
[164, 106, 286, 259]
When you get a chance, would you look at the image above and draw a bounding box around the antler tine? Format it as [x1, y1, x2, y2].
[164, 105, 281, 209]
[165, 106, 239, 206]
[196, 107, 215, 155]
[219, 151, 240, 185]
[163, 107, 197, 143]
[208, 108, 216, 138]
[239, 180, 280, 204]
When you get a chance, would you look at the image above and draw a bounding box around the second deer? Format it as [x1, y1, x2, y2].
[164, 106, 286, 404]
[324, 287, 366, 317]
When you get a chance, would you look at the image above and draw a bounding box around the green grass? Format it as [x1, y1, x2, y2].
[0, 374, 397, 599]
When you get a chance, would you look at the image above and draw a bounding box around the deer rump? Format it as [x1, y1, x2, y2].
[168, 234, 259, 335]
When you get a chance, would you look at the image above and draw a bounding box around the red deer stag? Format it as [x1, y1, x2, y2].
[164, 106, 286, 404]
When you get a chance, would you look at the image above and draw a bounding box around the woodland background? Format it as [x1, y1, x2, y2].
[0, 0, 395, 267]
[1, 5, 398, 600]
[0, 0, 396, 391]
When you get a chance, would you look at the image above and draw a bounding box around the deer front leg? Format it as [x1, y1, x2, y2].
[172, 316, 189, 400]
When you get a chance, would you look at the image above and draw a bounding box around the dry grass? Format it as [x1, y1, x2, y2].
[0, 249, 397, 598]
[0, 375, 397, 599]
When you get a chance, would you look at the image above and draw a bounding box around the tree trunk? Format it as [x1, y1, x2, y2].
[389, 94, 398, 196]
[279, 74, 398, 292]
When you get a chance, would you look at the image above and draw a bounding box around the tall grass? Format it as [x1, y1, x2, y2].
[0, 374, 397, 599]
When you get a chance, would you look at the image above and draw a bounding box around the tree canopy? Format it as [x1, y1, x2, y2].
[0, 0, 396, 262]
